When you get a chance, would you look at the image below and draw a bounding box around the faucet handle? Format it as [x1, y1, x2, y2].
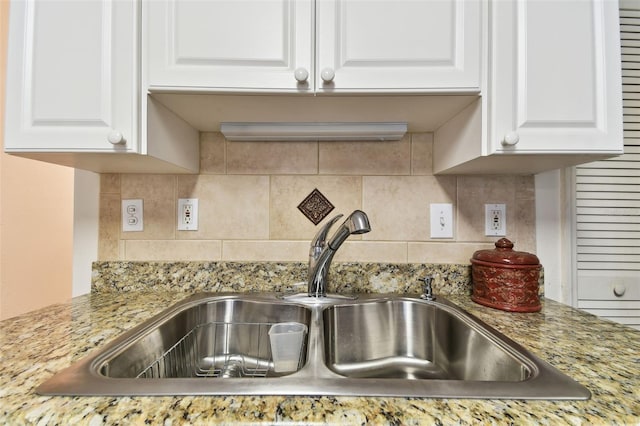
[420, 276, 436, 301]
[310, 214, 344, 249]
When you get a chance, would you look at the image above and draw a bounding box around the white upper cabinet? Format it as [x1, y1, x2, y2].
[145, 0, 481, 93]
[146, 0, 314, 92]
[490, 0, 622, 154]
[5, 0, 138, 152]
[434, 0, 624, 174]
[4, 0, 199, 173]
[315, 0, 480, 93]
[5, 0, 621, 174]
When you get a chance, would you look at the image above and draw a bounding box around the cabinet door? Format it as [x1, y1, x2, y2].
[4, 0, 138, 152]
[146, 0, 314, 92]
[578, 273, 640, 331]
[490, 0, 623, 154]
[315, 0, 481, 93]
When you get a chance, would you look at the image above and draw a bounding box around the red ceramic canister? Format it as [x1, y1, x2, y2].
[471, 238, 542, 312]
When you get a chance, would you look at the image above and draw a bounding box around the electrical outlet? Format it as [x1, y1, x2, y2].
[430, 203, 453, 239]
[178, 198, 198, 231]
[485, 204, 506, 236]
[122, 199, 143, 232]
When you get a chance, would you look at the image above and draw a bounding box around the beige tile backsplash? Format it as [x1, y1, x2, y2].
[98, 132, 536, 263]
[270, 175, 362, 240]
[362, 175, 456, 241]
[318, 135, 411, 175]
[177, 175, 270, 240]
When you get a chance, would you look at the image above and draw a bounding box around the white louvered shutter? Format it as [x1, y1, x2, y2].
[575, 3, 640, 330]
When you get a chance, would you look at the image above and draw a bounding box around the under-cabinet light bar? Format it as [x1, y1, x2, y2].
[220, 122, 407, 141]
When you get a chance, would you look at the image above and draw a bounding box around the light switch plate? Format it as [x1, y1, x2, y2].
[430, 203, 453, 239]
[122, 199, 143, 232]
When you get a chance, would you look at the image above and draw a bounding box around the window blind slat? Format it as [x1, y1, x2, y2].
[576, 166, 639, 176]
[620, 9, 640, 19]
[577, 223, 640, 233]
[577, 199, 640, 208]
[620, 8, 640, 18]
[622, 48, 640, 56]
[578, 245, 640, 254]
[623, 69, 640, 80]
[576, 229, 640, 237]
[621, 39, 640, 48]
[622, 76, 640, 85]
[620, 15, 640, 24]
[578, 159, 640, 169]
[576, 207, 640, 216]
[578, 238, 640, 247]
[577, 215, 640, 224]
[599, 153, 640, 161]
[622, 60, 640, 70]
[577, 176, 640, 185]
[622, 32, 640, 40]
[576, 183, 640, 194]
[578, 254, 640, 264]
[577, 262, 640, 271]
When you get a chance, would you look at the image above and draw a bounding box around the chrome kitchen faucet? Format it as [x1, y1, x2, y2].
[307, 210, 371, 298]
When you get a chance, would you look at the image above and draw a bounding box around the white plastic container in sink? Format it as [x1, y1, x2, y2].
[269, 322, 307, 372]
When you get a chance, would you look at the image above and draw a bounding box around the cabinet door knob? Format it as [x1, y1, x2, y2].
[320, 67, 335, 83]
[613, 285, 626, 297]
[501, 132, 520, 146]
[294, 67, 309, 83]
[107, 130, 126, 145]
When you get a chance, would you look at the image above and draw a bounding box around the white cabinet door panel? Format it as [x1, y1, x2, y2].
[491, 0, 622, 154]
[4, 0, 137, 152]
[146, 0, 313, 92]
[316, 0, 481, 92]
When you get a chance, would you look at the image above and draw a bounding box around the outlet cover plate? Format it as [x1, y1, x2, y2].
[430, 203, 453, 239]
[485, 204, 506, 236]
[178, 198, 199, 231]
[122, 199, 143, 232]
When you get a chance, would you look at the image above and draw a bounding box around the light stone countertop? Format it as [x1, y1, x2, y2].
[1, 262, 639, 425]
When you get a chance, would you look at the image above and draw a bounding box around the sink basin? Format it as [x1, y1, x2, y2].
[101, 298, 311, 379]
[324, 300, 529, 381]
[37, 293, 590, 399]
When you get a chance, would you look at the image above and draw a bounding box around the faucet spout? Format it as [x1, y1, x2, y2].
[328, 210, 371, 250]
[307, 210, 371, 298]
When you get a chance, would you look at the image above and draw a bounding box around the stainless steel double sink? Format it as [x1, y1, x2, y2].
[36, 292, 590, 399]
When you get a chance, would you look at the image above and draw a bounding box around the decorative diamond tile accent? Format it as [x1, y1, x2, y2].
[297, 188, 335, 225]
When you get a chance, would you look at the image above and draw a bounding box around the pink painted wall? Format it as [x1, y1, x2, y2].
[0, 0, 73, 319]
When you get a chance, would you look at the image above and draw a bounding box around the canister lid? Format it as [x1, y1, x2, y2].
[471, 238, 540, 266]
